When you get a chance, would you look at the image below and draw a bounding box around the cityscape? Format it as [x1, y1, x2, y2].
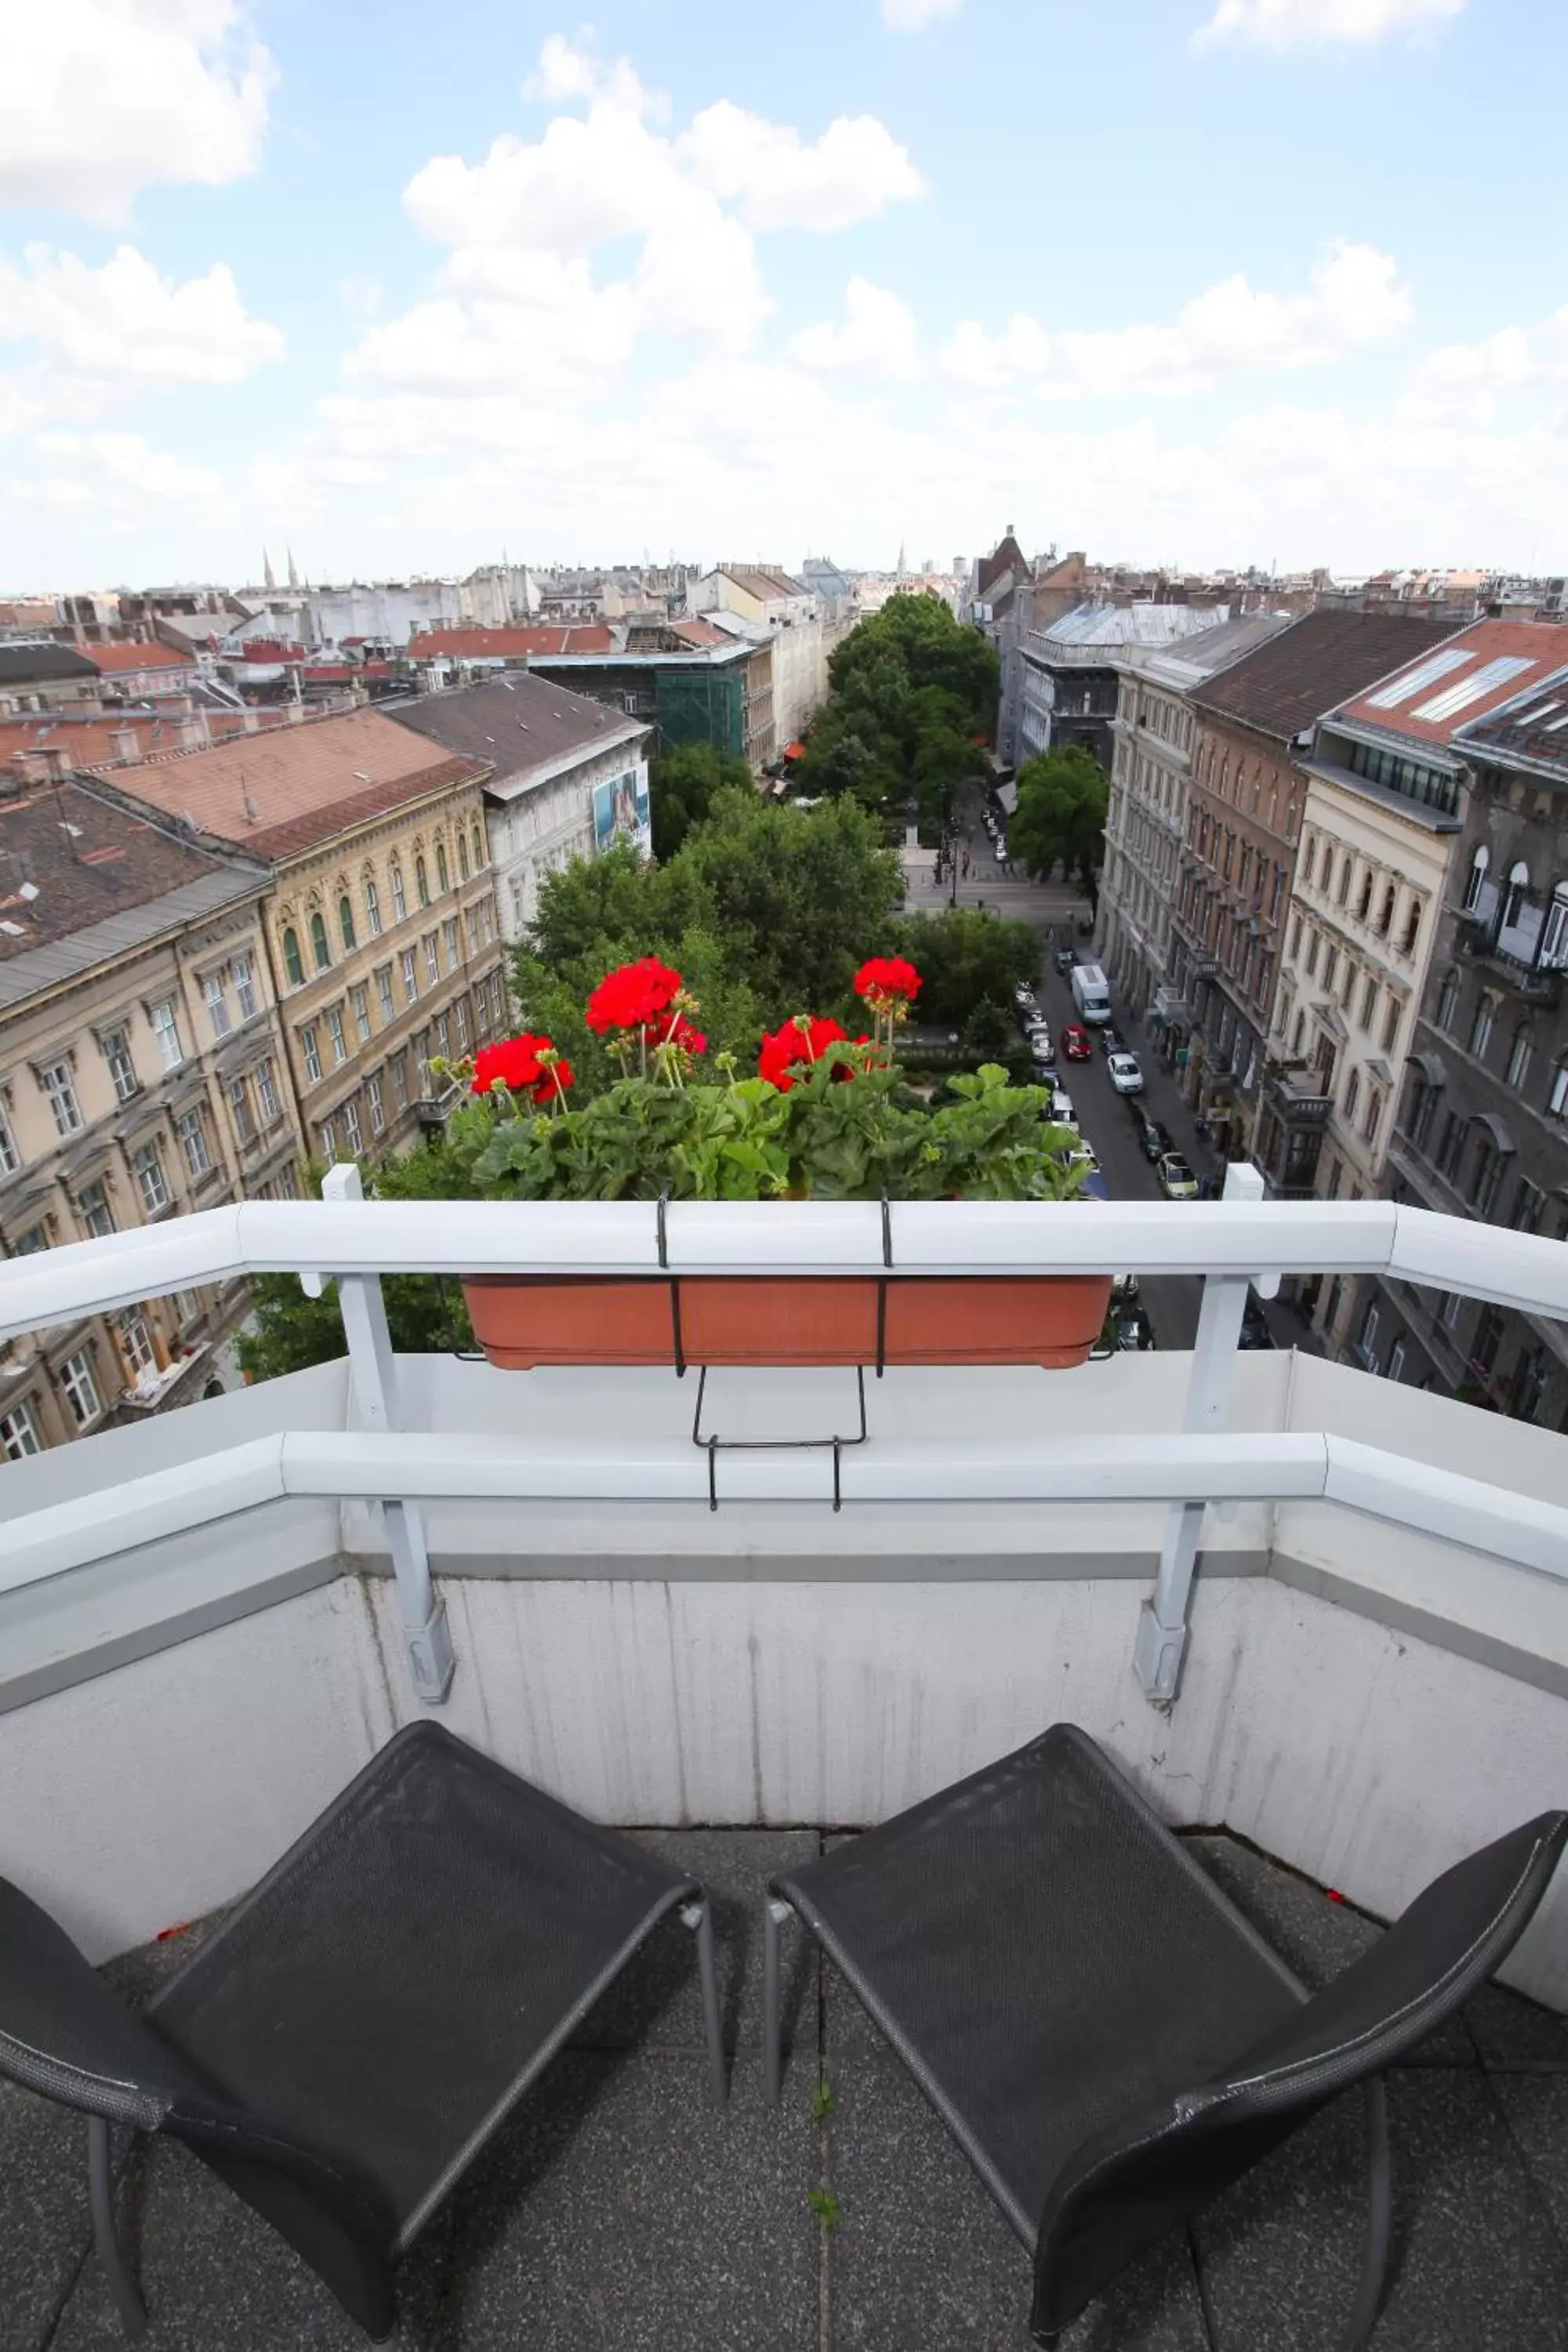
[5, 6, 1568, 2352]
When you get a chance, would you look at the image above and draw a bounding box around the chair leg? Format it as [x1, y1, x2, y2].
[88, 2114, 147, 2343]
[763, 1896, 791, 2107]
[682, 1900, 726, 2106]
[1342, 2074, 1392, 2351]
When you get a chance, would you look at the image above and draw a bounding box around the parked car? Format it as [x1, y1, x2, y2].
[1107, 1053, 1144, 1096]
[1099, 1024, 1127, 1056]
[1240, 1290, 1276, 1350]
[1029, 1031, 1056, 1065]
[1013, 981, 1037, 1009]
[1054, 947, 1076, 976]
[1049, 1087, 1076, 1127]
[1061, 1023, 1092, 1062]
[1022, 1009, 1050, 1036]
[1156, 1152, 1200, 1201]
[1132, 1112, 1173, 1162]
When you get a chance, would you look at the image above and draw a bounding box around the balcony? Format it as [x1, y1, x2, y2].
[1267, 1067, 1333, 1125]
[1459, 919, 1564, 1004]
[5, 1187, 1568, 2349]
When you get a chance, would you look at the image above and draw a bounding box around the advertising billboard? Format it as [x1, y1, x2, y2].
[593, 765, 651, 858]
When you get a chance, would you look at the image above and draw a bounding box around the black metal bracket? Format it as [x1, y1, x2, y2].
[691, 1363, 870, 1512]
[656, 1191, 687, 1377]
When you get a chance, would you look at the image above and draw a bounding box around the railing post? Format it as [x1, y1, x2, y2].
[1133, 1160, 1263, 1709]
[315, 1163, 454, 1704]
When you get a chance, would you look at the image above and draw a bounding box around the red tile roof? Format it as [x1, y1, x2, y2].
[667, 618, 732, 648]
[1332, 619, 1568, 747]
[89, 641, 196, 674]
[408, 626, 615, 659]
[231, 639, 307, 664]
[103, 708, 490, 861]
[1190, 610, 1462, 742]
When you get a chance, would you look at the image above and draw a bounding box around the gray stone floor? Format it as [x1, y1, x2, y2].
[7, 1830, 1568, 2350]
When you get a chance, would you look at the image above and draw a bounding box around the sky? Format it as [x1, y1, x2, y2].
[1, 0, 1564, 590]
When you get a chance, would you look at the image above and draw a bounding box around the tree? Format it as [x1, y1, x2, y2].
[1010, 746, 1109, 902]
[959, 997, 1031, 1082]
[677, 789, 903, 1014]
[648, 742, 752, 862]
[894, 908, 1038, 1025]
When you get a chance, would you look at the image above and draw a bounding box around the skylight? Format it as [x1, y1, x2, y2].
[1412, 656, 1537, 723]
[1362, 647, 1472, 709]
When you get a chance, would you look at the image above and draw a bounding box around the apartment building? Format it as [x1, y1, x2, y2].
[1330, 646, 1568, 1416]
[691, 567, 824, 753]
[1101, 614, 1290, 1024]
[1171, 611, 1457, 1156]
[1259, 623, 1568, 1243]
[111, 710, 506, 1163]
[387, 674, 652, 940]
[0, 775, 293, 1454]
[1015, 605, 1221, 772]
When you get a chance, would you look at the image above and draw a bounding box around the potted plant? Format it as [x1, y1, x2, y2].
[445, 955, 1111, 1370]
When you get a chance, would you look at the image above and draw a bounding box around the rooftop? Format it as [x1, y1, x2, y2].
[706, 564, 810, 604]
[1036, 603, 1227, 655]
[1459, 664, 1568, 778]
[1191, 610, 1461, 742]
[105, 707, 490, 861]
[88, 641, 194, 676]
[406, 626, 615, 660]
[0, 643, 99, 685]
[1138, 609, 1296, 688]
[384, 674, 645, 785]
[1332, 620, 1568, 750]
[0, 707, 313, 781]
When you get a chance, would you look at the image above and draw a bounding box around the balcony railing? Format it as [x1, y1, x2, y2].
[1266, 1069, 1332, 1124]
[1459, 920, 1563, 1004]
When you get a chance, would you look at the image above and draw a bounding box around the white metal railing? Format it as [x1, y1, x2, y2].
[3, 1165, 1568, 1708]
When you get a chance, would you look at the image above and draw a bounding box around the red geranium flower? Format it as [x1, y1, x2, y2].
[586, 956, 684, 1033]
[471, 1033, 552, 1094]
[758, 1014, 849, 1091]
[854, 956, 922, 1004]
[655, 1013, 707, 1057]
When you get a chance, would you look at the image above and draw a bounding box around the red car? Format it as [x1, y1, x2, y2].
[1061, 1024, 1092, 1061]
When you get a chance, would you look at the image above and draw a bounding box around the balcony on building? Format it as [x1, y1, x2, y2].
[4, 1188, 1568, 2348]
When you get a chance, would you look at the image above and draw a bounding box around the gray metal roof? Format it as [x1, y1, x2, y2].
[1041, 604, 1228, 652]
[0, 866, 268, 1012]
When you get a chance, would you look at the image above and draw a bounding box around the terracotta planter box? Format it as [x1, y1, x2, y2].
[461, 1272, 1113, 1372]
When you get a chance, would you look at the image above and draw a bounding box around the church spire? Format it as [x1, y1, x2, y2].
[287, 545, 299, 590]
[263, 546, 276, 590]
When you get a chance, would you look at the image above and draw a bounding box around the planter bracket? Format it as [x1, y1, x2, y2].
[691, 1363, 871, 1512]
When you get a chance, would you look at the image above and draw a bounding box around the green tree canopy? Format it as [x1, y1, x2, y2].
[648, 741, 753, 862]
[894, 907, 1038, 1024]
[1009, 746, 1109, 902]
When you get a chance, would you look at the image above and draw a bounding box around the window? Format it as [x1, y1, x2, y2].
[1464, 844, 1490, 912]
[365, 876, 383, 937]
[1305, 929, 1321, 978]
[300, 1023, 322, 1083]
[437, 842, 449, 893]
[1401, 899, 1422, 957]
[416, 854, 430, 908]
[343, 1098, 363, 1155]
[204, 971, 231, 1039]
[131, 1142, 169, 1214]
[1436, 970, 1459, 1033]
[1436, 1110, 1466, 1179]
[1, 1401, 41, 1459]
[1408, 1076, 1439, 1154]
[117, 1311, 156, 1376]
[368, 1075, 385, 1135]
[227, 1078, 256, 1145]
[101, 1028, 138, 1102]
[310, 910, 332, 972]
[78, 1178, 114, 1236]
[1472, 1305, 1504, 1380]
[1469, 996, 1496, 1061]
[327, 1007, 348, 1066]
[1377, 886, 1396, 937]
[455, 997, 470, 1051]
[60, 1348, 101, 1425]
[423, 934, 439, 986]
[1381, 993, 1401, 1052]
[391, 1054, 409, 1109]
[465, 908, 481, 955]
[377, 967, 395, 1024]
[1470, 1134, 1505, 1219]
[352, 983, 372, 1044]
[1358, 1302, 1380, 1368]
[12, 1221, 48, 1255]
[1338, 855, 1352, 907]
[234, 953, 258, 1021]
[1340, 956, 1356, 1010]
[1323, 945, 1338, 993]
[256, 1058, 281, 1121]
[338, 895, 357, 954]
[1358, 870, 1374, 920]
[472, 821, 485, 870]
[1512, 1345, 1549, 1424]
[1359, 975, 1378, 1032]
[1550, 1063, 1568, 1120]
[1540, 887, 1568, 969]
[282, 927, 305, 988]
[1363, 1085, 1384, 1147]
[0, 1093, 17, 1175]
[434, 1011, 450, 1058]
[390, 862, 407, 920]
[39, 1061, 82, 1137]
[401, 949, 419, 1004]
[444, 916, 459, 969]
[1344, 1067, 1360, 1124]
[156, 996, 188, 1071]
[319, 1119, 336, 1162]
[1504, 860, 1530, 931]
[1510, 1178, 1545, 1233]
[457, 832, 470, 881]
[1507, 1025, 1533, 1091]
[1387, 1340, 1406, 1385]
[177, 1107, 212, 1175]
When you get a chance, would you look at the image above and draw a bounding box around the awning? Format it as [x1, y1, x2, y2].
[783, 741, 806, 760]
[1475, 1112, 1516, 1154]
[1410, 1051, 1447, 1087]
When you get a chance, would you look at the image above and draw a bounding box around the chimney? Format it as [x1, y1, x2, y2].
[109, 724, 140, 764]
[9, 748, 71, 789]
[177, 715, 209, 751]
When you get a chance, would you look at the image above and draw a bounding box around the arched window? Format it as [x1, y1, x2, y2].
[1504, 860, 1530, 931]
[1338, 855, 1352, 907]
[339, 895, 356, 953]
[282, 926, 304, 987]
[416, 854, 430, 908]
[1469, 992, 1497, 1061]
[390, 861, 407, 921]
[436, 841, 449, 892]
[1436, 968, 1459, 1033]
[472, 820, 485, 870]
[365, 874, 382, 936]
[1507, 1024, 1533, 1091]
[457, 830, 470, 881]
[1377, 884, 1396, 937]
[310, 910, 331, 972]
[1463, 844, 1490, 912]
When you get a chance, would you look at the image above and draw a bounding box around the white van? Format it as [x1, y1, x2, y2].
[1070, 961, 1112, 1024]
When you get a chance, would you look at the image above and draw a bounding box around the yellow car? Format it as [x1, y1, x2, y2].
[1156, 1151, 1200, 1201]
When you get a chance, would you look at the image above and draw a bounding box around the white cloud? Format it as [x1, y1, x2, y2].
[942, 241, 1410, 394]
[1195, 0, 1464, 50]
[880, 0, 964, 27]
[678, 102, 923, 231]
[1399, 310, 1568, 425]
[0, 1, 274, 222]
[9, 430, 222, 518]
[0, 245, 283, 384]
[791, 279, 922, 377]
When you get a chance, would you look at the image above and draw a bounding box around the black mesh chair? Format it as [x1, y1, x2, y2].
[0, 1721, 723, 2342]
[763, 1722, 1566, 2349]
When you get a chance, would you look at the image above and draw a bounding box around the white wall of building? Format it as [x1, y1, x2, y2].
[486, 740, 651, 941]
